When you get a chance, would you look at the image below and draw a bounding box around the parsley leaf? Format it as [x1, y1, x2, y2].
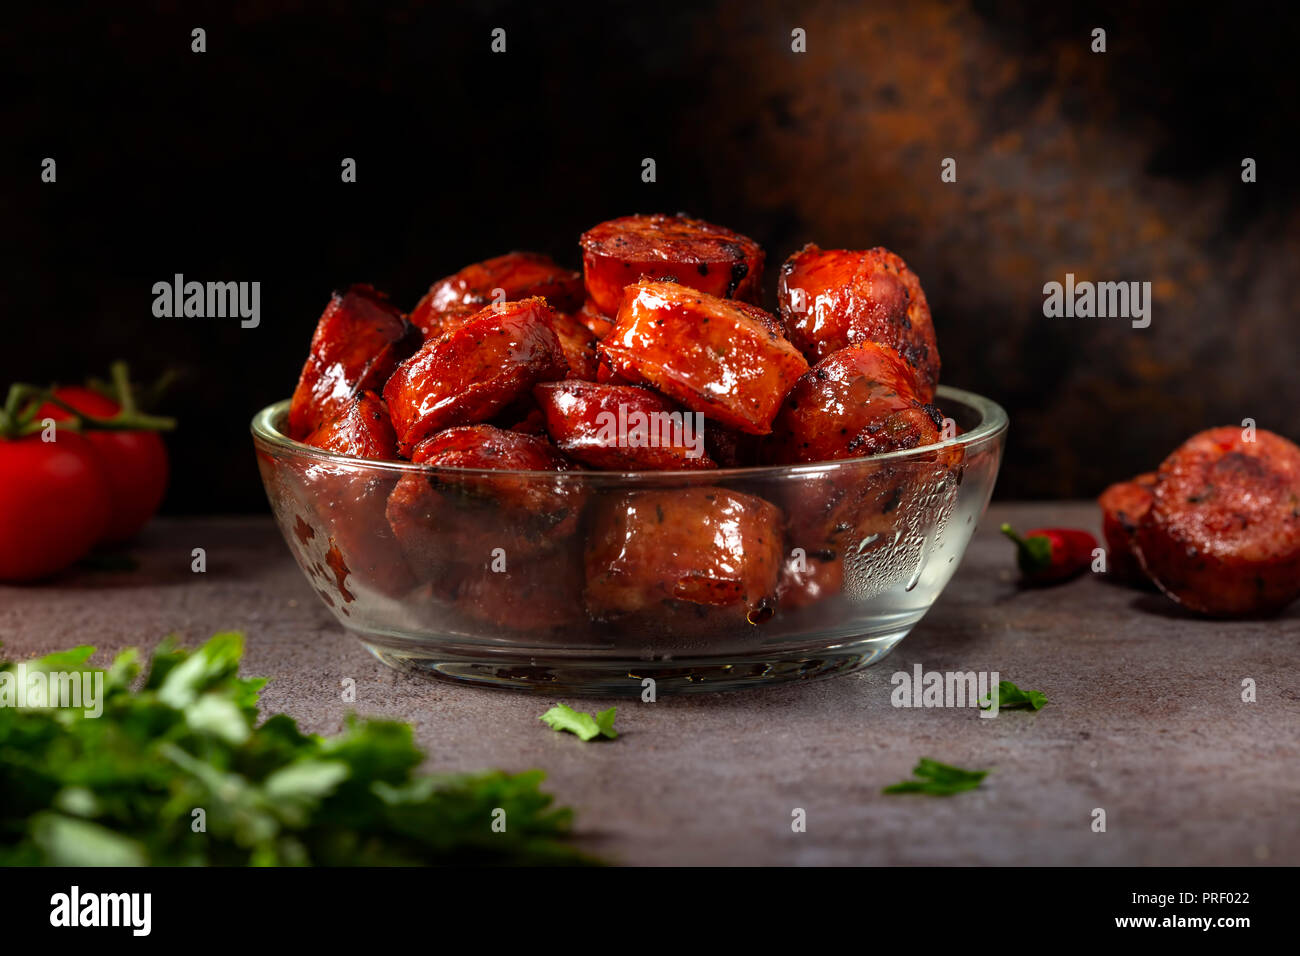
[540, 704, 618, 741]
[883, 758, 990, 796]
[0, 633, 596, 866]
[981, 679, 1048, 711]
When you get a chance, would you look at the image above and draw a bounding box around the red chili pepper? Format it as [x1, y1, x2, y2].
[1000, 523, 1097, 584]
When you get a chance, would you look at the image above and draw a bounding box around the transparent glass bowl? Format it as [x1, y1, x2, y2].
[252, 386, 1006, 694]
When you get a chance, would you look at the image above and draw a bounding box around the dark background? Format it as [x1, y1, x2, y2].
[4, 0, 1297, 513]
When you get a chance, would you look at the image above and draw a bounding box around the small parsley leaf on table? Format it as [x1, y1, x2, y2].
[883, 758, 990, 796]
[540, 704, 618, 741]
[981, 679, 1048, 711]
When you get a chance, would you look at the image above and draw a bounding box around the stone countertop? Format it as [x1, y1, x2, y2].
[2, 503, 1297, 866]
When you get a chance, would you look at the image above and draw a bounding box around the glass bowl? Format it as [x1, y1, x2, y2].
[251, 386, 1006, 694]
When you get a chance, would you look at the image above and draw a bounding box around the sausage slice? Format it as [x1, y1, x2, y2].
[584, 488, 784, 632]
[386, 425, 585, 583]
[535, 380, 715, 470]
[598, 280, 809, 435]
[777, 244, 940, 400]
[288, 285, 420, 439]
[383, 297, 568, 456]
[1098, 472, 1156, 583]
[291, 391, 414, 597]
[302, 391, 399, 461]
[1134, 427, 1300, 616]
[765, 341, 943, 465]
[579, 214, 765, 316]
[410, 251, 582, 340]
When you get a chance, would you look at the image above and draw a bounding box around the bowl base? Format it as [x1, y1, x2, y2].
[359, 634, 905, 695]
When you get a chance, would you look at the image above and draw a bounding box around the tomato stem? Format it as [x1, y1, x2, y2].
[0, 365, 176, 441]
[40, 393, 176, 432]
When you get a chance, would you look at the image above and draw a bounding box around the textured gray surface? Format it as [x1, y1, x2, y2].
[2, 503, 1297, 866]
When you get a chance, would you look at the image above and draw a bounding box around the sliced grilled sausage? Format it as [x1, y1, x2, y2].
[302, 391, 399, 461]
[386, 425, 585, 583]
[291, 392, 413, 597]
[579, 214, 765, 316]
[765, 341, 943, 465]
[453, 543, 587, 633]
[288, 285, 420, 439]
[410, 251, 582, 340]
[534, 380, 715, 470]
[573, 298, 615, 339]
[1098, 472, 1156, 584]
[584, 487, 784, 632]
[598, 280, 809, 435]
[550, 308, 599, 380]
[1134, 427, 1300, 616]
[777, 244, 940, 400]
[383, 297, 568, 456]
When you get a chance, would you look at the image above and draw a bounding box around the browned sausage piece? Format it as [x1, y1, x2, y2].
[1134, 427, 1300, 616]
[765, 341, 943, 465]
[1098, 472, 1156, 583]
[288, 284, 420, 439]
[386, 425, 585, 583]
[534, 380, 716, 470]
[579, 214, 765, 316]
[598, 280, 809, 435]
[382, 297, 568, 456]
[410, 252, 583, 340]
[573, 298, 615, 339]
[776, 546, 844, 610]
[550, 308, 599, 381]
[777, 244, 940, 400]
[584, 488, 783, 630]
[302, 391, 399, 460]
[292, 392, 414, 597]
[453, 543, 588, 633]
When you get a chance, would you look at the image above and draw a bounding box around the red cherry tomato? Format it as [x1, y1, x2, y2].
[0, 431, 112, 580]
[38, 386, 169, 544]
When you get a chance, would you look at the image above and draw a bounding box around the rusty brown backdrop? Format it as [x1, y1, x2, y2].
[3, 0, 1296, 509]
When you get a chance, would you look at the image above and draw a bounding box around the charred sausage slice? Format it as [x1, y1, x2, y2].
[777, 244, 940, 400]
[386, 425, 585, 582]
[584, 487, 783, 630]
[291, 391, 414, 597]
[1134, 427, 1300, 616]
[534, 380, 716, 470]
[410, 251, 582, 340]
[573, 298, 615, 339]
[302, 391, 399, 461]
[550, 308, 600, 381]
[383, 297, 568, 456]
[579, 214, 765, 316]
[765, 341, 943, 465]
[288, 284, 420, 439]
[1098, 472, 1156, 584]
[598, 280, 809, 435]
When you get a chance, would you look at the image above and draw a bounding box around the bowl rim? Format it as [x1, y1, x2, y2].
[251, 384, 1008, 481]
